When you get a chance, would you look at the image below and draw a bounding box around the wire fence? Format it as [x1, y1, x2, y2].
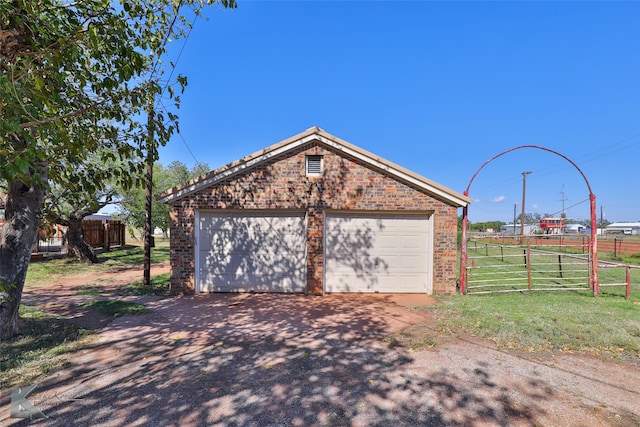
[470, 233, 640, 256]
[464, 240, 634, 297]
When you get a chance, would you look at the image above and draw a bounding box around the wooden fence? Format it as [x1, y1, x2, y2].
[1, 218, 125, 256]
[82, 219, 126, 250]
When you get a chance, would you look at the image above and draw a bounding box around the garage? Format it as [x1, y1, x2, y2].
[160, 127, 470, 295]
[324, 212, 433, 294]
[196, 211, 307, 293]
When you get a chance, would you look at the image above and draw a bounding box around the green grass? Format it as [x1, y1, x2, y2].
[25, 257, 96, 284]
[99, 243, 170, 267]
[119, 272, 171, 296]
[598, 265, 640, 298]
[429, 290, 640, 362]
[82, 300, 150, 317]
[451, 242, 640, 361]
[0, 305, 94, 389]
[25, 244, 170, 286]
[610, 252, 640, 265]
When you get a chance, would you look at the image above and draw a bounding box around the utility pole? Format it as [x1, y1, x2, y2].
[520, 171, 533, 242]
[143, 93, 155, 287]
[560, 184, 568, 218]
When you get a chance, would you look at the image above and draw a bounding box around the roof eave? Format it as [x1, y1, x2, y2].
[156, 128, 322, 204]
[157, 127, 471, 208]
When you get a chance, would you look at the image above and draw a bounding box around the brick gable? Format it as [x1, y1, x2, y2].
[168, 141, 460, 295]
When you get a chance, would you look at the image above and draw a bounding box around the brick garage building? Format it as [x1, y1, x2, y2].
[158, 127, 470, 296]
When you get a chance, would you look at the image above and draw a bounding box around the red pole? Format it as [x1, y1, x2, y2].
[590, 193, 598, 296]
[626, 266, 631, 299]
[460, 202, 469, 294]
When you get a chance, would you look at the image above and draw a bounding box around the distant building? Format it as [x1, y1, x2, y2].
[85, 213, 113, 222]
[605, 222, 640, 235]
[564, 223, 589, 234]
[500, 223, 539, 235]
[539, 217, 565, 234]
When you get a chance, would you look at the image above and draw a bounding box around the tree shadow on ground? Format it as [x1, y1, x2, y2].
[1, 294, 555, 426]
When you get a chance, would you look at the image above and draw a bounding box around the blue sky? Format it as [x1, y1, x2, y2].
[156, 0, 640, 224]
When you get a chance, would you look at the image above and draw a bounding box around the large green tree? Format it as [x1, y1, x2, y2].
[44, 152, 127, 263]
[0, 0, 236, 339]
[119, 160, 208, 237]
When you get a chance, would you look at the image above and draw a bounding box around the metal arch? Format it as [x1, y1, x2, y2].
[464, 145, 593, 195]
[459, 145, 599, 296]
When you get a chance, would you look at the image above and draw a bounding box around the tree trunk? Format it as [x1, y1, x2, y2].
[0, 173, 46, 340]
[65, 217, 98, 264]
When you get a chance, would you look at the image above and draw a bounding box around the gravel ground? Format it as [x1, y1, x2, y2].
[2, 289, 640, 426]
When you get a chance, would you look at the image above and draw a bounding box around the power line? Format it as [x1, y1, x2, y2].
[547, 198, 589, 218]
[155, 9, 203, 166]
[157, 98, 200, 166]
[471, 132, 640, 195]
[572, 133, 640, 165]
[523, 133, 640, 179]
[177, 130, 201, 166]
[149, 0, 186, 83]
[160, 11, 198, 100]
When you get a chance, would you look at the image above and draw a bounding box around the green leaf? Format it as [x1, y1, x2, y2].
[89, 25, 99, 49]
[17, 158, 30, 174]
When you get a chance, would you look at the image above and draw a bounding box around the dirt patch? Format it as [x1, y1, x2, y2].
[36, 301, 114, 330]
[2, 267, 639, 426]
[20, 263, 171, 329]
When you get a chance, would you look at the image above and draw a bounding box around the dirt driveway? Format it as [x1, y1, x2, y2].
[2, 267, 640, 426]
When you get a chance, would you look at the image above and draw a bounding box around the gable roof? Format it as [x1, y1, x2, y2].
[607, 222, 640, 228]
[157, 126, 471, 207]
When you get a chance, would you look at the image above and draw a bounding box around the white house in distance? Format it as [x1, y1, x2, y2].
[565, 223, 589, 234]
[605, 222, 640, 235]
[499, 223, 539, 235]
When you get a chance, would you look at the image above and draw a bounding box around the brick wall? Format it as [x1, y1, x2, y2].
[168, 142, 460, 295]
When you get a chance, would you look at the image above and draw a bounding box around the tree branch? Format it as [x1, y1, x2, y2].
[19, 104, 98, 129]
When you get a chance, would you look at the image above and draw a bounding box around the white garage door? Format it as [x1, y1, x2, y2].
[324, 213, 432, 293]
[196, 211, 307, 293]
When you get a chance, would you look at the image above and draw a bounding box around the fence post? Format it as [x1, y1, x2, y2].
[500, 246, 504, 262]
[527, 241, 531, 291]
[485, 243, 488, 257]
[588, 238, 593, 292]
[104, 220, 111, 252]
[558, 254, 563, 279]
[626, 266, 631, 299]
[614, 238, 617, 258]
